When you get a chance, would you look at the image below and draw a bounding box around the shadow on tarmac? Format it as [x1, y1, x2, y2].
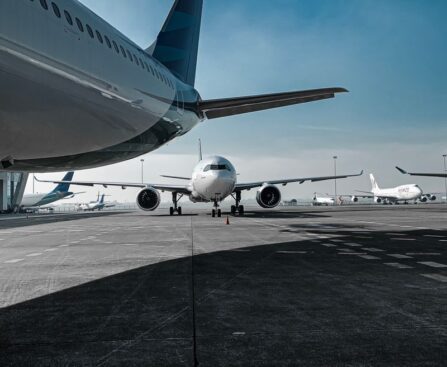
[0, 227, 446, 366]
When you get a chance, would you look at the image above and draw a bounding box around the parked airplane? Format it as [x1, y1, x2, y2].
[20, 171, 80, 211]
[76, 194, 114, 211]
[396, 167, 447, 178]
[312, 193, 335, 206]
[0, 0, 347, 172]
[350, 174, 434, 204]
[37, 147, 363, 217]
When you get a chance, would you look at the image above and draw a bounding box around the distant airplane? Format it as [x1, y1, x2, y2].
[76, 194, 114, 212]
[351, 173, 435, 204]
[20, 172, 80, 211]
[37, 144, 363, 217]
[312, 193, 335, 206]
[396, 166, 447, 178]
[0, 0, 347, 172]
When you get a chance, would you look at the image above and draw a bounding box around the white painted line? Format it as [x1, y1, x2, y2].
[362, 247, 385, 252]
[421, 273, 447, 283]
[321, 243, 337, 247]
[26, 253, 42, 257]
[344, 243, 362, 247]
[277, 251, 307, 254]
[388, 254, 413, 259]
[418, 261, 447, 268]
[406, 253, 440, 256]
[385, 262, 413, 269]
[44, 248, 58, 252]
[4, 258, 24, 263]
[358, 255, 380, 260]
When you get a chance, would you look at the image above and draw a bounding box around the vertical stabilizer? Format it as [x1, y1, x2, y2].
[148, 0, 203, 86]
[370, 174, 380, 191]
[52, 172, 74, 193]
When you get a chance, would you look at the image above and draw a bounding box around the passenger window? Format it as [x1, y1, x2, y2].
[40, 0, 48, 10]
[96, 31, 103, 44]
[112, 41, 119, 54]
[64, 10, 73, 25]
[51, 2, 61, 18]
[86, 24, 94, 39]
[104, 36, 112, 49]
[75, 18, 84, 32]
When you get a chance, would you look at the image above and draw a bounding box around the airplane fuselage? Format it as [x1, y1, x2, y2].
[0, 0, 201, 172]
[373, 184, 423, 202]
[21, 190, 72, 208]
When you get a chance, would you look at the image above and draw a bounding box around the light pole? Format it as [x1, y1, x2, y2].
[443, 154, 447, 203]
[333, 156, 338, 205]
[32, 173, 35, 194]
[140, 159, 145, 184]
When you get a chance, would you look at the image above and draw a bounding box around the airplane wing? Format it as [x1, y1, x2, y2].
[396, 166, 447, 178]
[34, 178, 191, 194]
[198, 88, 348, 119]
[234, 171, 363, 191]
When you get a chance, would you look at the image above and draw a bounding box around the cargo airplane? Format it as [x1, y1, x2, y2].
[0, 0, 347, 172]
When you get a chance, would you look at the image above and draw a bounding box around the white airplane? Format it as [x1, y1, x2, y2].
[37, 147, 363, 217]
[0, 0, 347, 172]
[350, 173, 432, 204]
[76, 194, 114, 211]
[20, 171, 82, 211]
[312, 193, 335, 206]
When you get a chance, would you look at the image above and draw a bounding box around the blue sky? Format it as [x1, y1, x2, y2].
[29, 0, 447, 202]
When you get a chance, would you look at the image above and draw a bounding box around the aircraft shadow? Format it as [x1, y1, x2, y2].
[0, 229, 446, 366]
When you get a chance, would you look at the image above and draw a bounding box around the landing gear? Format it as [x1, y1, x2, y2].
[169, 192, 183, 216]
[230, 191, 245, 216]
[211, 198, 222, 218]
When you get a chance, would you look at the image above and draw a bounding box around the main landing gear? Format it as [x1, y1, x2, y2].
[230, 191, 245, 216]
[169, 192, 183, 216]
[211, 198, 222, 218]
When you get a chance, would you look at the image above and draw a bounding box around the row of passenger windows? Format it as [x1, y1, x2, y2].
[29, 0, 175, 90]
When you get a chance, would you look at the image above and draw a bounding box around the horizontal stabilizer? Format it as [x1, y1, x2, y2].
[198, 87, 348, 119]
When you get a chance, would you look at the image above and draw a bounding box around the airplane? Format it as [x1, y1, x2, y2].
[312, 193, 335, 206]
[76, 194, 114, 211]
[20, 171, 81, 211]
[0, 0, 347, 172]
[396, 167, 447, 178]
[37, 144, 363, 217]
[350, 173, 435, 204]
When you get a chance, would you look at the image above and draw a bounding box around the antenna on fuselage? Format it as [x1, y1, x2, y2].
[198, 139, 203, 162]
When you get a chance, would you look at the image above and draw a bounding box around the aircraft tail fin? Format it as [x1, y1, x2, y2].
[52, 172, 74, 193]
[100, 194, 105, 204]
[148, 0, 203, 86]
[370, 173, 380, 191]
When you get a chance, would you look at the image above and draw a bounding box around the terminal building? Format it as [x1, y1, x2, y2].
[0, 172, 28, 213]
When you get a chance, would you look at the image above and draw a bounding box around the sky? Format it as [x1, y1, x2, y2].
[28, 0, 447, 203]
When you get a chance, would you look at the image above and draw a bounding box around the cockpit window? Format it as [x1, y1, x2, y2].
[204, 164, 231, 172]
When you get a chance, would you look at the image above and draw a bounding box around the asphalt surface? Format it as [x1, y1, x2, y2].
[0, 205, 446, 366]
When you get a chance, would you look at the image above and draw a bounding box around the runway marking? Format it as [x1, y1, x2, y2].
[362, 247, 385, 252]
[321, 243, 337, 247]
[421, 273, 447, 283]
[276, 251, 307, 254]
[358, 255, 380, 260]
[418, 261, 447, 268]
[385, 262, 413, 269]
[390, 238, 416, 241]
[344, 243, 362, 247]
[44, 248, 58, 252]
[406, 252, 440, 256]
[388, 254, 412, 259]
[4, 258, 23, 263]
[26, 253, 42, 257]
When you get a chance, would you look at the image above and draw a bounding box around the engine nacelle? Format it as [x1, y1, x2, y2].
[351, 196, 359, 203]
[136, 187, 160, 211]
[429, 195, 436, 201]
[256, 185, 281, 208]
[374, 197, 382, 204]
[419, 196, 428, 203]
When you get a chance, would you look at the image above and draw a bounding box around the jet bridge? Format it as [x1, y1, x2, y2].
[0, 172, 28, 212]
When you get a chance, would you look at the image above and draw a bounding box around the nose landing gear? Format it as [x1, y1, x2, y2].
[169, 192, 183, 216]
[230, 191, 244, 216]
[211, 197, 222, 218]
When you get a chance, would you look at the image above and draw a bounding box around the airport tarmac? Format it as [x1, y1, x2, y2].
[0, 205, 446, 366]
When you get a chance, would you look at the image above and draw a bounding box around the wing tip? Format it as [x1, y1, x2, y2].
[395, 166, 407, 174]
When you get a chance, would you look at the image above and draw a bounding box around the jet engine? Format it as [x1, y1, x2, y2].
[137, 187, 160, 211]
[419, 196, 428, 203]
[351, 196, 359, 203]
[256, 185, 281, 208]
[428, 194, 436, 201]
[374, 197, 382, 204]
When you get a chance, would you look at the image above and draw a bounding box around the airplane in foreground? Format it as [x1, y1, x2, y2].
[0, 0, 347, 172]
[20, 171, 81, 211]
[37, 147, 363, 217]
[312, 193, 335, 206]
[76, 194, 114, 212]
[350, 173, 436, 204]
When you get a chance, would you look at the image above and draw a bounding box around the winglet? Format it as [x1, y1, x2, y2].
[396, 166, 408, 174]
